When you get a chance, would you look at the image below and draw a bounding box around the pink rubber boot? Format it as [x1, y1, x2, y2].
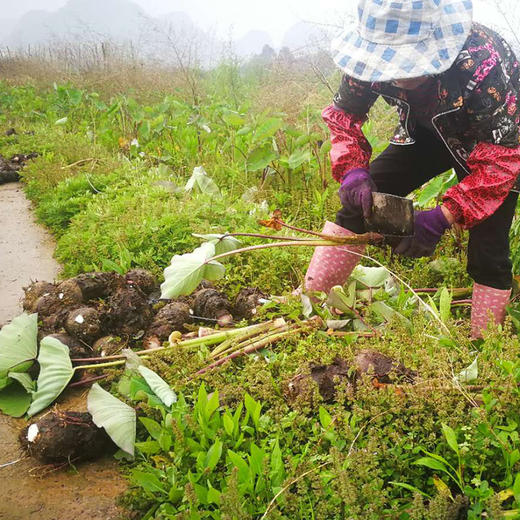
[304, 221, 365, 294]
[470, 282, 511, 339]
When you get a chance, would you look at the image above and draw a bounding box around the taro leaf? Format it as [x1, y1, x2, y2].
[351, 266, 390, 288]
[222, 110, 245, 128]
[0, 381, 31, 417]
[301, 293, 313, 319]
[247, 145, 278, 171]
[287, 149, 311, 170]
[137, 366, 177, 407]
[192, 234, 242, 256]
[454, 357, 478, 384]
[326, 319, 351, 330]
[8, 372, 35, 393]
[0, 313, 38, 380]
[439, 287, 452, 323]
[369, 301, 411, 330]
[87, 383, 136, 456]
[161, 242, 225, 298]
[254, 117, 284, 141]
[184, 166, 221, 197]
[326, 283, 357, 316]
[27, 336, 74, 417]
[416, 170, 456, 207]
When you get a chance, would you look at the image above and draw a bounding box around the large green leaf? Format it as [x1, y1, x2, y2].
[253, 117, 283, 141]
[137, 366, 177, 407]
[326, 283, 357, 316]
[287, 149, 311, 170]
[27, 336, 74, 417]
[0, 381, 31, 417]
[161, 242, 225, 298]
[184, 166, 221, 197]
[246, 145, 278, 171]
[0, 313, 38, 379]
[192, 234, 242, 256]
[8, 372, 35, 393]
[351, 266, 390, 288]
[454, 357, 478, 384]
[87, 383, 136, 456]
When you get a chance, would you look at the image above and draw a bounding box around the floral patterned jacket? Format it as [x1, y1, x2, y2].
[324, 23, 520, 228]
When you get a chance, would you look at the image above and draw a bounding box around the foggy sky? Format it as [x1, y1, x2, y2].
[0, 0, 507, 46]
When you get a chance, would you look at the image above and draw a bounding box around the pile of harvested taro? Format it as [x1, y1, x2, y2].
[9, 269, 417, 466]
[23, 269, 267, 357]
[0, 151, 38, 184]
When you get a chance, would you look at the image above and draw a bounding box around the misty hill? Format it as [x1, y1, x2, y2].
[281, 21, 330, 53]
[234, 30, 274, 57]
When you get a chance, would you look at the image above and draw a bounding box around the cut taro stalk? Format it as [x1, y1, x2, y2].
[125, 269, 157, 295]
[64, 307, 103, 343]
[20, 410, 115, 464]
[233, 287, 269, 320]
[193, 288, 234, 327]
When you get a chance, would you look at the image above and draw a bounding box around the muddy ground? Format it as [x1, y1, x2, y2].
[0, 183, 126, 520]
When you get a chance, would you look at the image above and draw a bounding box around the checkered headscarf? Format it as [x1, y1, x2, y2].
[332, 0, 473, 82]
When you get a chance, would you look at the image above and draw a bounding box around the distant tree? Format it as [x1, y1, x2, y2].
[260, 44, 276, 61]
[278, 46, 295, 64]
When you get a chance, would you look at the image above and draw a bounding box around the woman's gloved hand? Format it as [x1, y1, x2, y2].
[338, 168, 376, 218]
[394, 205, 451, 258]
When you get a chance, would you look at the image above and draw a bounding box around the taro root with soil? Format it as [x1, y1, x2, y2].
[65, 307, 104, 344]
[144, 301, 191, 349]
[22, 281, 56, 312]
[70, 271, 125, 301]
[233, 287, 268, 320]
[46, 333, 92, 359]
[125, 269, 157, 295]
[93, 335, 127, 357]
[193, 288, 234, 327]
[20, 411, 114, 464]
[105, 285, 153, 336]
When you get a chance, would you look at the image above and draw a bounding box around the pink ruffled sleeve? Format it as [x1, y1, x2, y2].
[322, 105, 373, 183]
[443, 142, 520, 228]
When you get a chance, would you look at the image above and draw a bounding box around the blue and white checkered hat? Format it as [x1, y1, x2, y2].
[332, 0, 473, 82]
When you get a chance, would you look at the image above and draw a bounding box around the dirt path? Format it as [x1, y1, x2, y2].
[0, 183, 127, 520]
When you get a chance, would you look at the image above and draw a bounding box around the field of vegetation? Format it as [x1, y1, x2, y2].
[2, 49, 520, 519]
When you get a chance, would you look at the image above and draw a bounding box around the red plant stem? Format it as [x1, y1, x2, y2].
[224, 232, 310, 242]
[207, 236, 384, 265]
[68, 374, 107, 388]
[412, 288, 471, 295]
[327, 331, 377, 337]
[451, 299, 472, 306]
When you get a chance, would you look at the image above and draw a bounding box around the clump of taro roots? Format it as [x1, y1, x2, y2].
[286, 349, 417, 404]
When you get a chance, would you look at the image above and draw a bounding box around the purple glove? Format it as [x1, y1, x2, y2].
[339, 168, 376, 218]
[394, 206, 451, 258]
